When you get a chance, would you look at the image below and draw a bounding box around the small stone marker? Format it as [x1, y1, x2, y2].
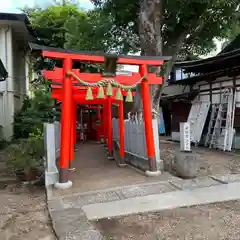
[180, 122, 191, 152]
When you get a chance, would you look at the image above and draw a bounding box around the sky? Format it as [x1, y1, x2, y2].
[1, 0, 94, 13]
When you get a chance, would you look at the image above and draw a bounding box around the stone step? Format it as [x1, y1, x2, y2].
[82, 181, 240, 220]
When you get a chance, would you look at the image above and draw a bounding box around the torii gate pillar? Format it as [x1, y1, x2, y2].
[55, 58, 73, 189]
[140, 64, 161, 176]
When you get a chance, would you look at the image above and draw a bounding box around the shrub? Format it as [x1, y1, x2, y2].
[6, 137, 44, 174]
[13, 86, 56, 139]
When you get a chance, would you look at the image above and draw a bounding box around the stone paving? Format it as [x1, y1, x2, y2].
[46, 142, 240, 239]
[47, 173, 240, 239]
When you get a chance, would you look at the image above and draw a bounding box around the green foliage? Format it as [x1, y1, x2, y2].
[0, 139, 9, 150]
[6, 137, 44, 174]
[23, 3, 82, 48]
[13, 85, 56, 139]
[221, 24, 240, 50]
[92, 0, 240, 56]
[65, 8, 112, 52]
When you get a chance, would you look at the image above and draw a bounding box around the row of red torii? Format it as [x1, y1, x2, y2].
[42, 47, 170, 188]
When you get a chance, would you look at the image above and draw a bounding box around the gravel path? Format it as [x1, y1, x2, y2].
[0, 184, 56, 240]
[160, 141, 240, 177]
[95, 200, 240, 240]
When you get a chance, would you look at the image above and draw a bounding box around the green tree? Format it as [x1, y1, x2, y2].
[221, 24, 240, 50]
[13, 84, 56, 139]
[23, 3, 83, 48]
[24, 3, 112, 72]
[64, 8, 114, 52]
[91, 0, 240, 113]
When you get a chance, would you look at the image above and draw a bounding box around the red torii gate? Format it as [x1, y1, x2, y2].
[38, 45, 170, 188]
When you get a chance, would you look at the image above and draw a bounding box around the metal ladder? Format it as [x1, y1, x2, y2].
[209, 89, 231, 149]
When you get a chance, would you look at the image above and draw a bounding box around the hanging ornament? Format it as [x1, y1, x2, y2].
[115, 88, 123, 101]
[85, 87, 93, 100]
[125, 90, 133, 102]
[106, 82, 113, 96]
[96, 85, 105, 99]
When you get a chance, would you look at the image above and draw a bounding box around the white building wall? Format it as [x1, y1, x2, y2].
[0, 27, 14, 139]
[0, 26, 29, 139]
[163, 84, 190, 96]
[192, 75, 240, 107]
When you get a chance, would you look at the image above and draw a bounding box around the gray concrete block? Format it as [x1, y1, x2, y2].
[194, 177, 220, 188]
[51, 208, 90, 239]
[83, 182, 240, 221]
[48, 198, 65, 212]
[62, 191, 120, 208]
[50, 208, 85, 224]
[211, 173, 240, 184]
[170, 177, 221, 190]
[170, 179, 198, 190]
[174, 151, 200, 178]
[119, 183, 175, 199]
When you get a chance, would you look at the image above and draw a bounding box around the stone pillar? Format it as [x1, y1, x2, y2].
[174, 122, 199, 178]
[44, 123, 59, 186]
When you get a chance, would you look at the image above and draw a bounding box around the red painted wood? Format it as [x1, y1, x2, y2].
[70, 100, 76, 161]
[59, 58, 72, 173]
[139, 64, 157, 172]
[44, 68, 163, 85]
[42, 50, 164, 66]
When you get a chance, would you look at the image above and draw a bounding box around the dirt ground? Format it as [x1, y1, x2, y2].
[0, 141, 239, 240]
[160, 140, 240, 177]
[95, 141, 240, 240]
[0, 184, 56, 240]
[95, 200, 240, 240]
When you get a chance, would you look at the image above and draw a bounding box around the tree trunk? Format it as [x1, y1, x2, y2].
[133, 0, 187, 118]
[132, 0, 163, 117]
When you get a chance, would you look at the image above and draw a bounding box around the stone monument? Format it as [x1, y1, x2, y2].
[175, 122, 200, 178]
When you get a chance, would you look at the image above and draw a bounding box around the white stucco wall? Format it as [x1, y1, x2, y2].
[192, 75, 240, 107]
[0, 26, 29, 139]
[162, 84, 190, 96]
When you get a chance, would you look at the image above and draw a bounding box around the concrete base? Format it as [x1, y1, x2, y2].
[45, 171, 59, 187]
[118, 163, 127, 167]
[108, 156, 115, 160]
[145, 170, 162, 177]
[54, 181, 73, 189]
